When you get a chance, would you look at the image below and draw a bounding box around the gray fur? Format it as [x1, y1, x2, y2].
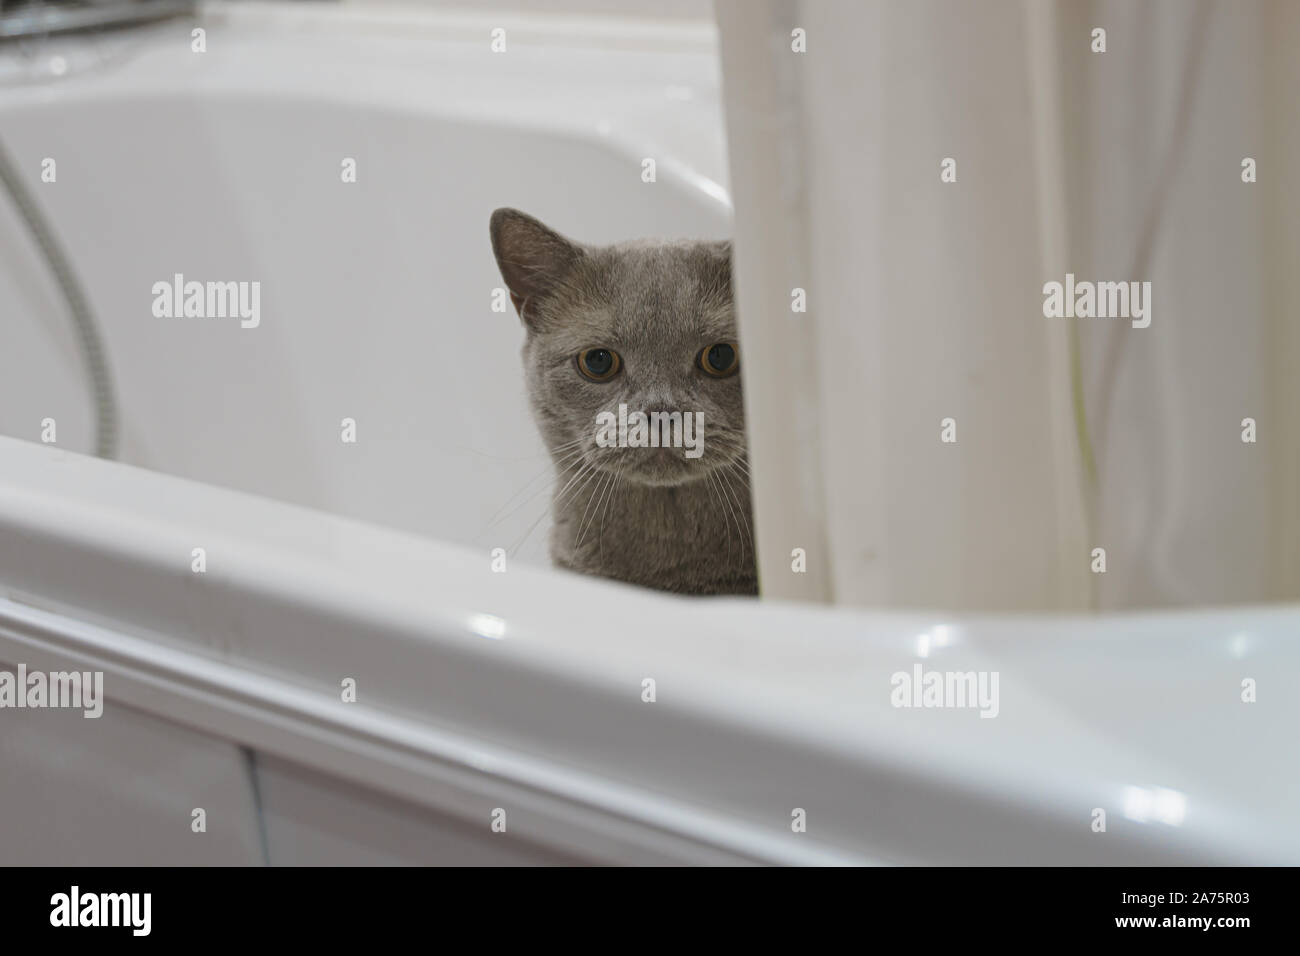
[490, 208, 757, 596]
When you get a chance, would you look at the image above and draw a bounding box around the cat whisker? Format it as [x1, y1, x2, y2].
[716, 466, 748, 558]
[576, 468, 615, 549]
[720, 463, 754, 555]
[725, 471, 747, 557]
[471, 440, 593, 541]
[509, 460, 599, 556]
[706, 470, 734, 562]
[463, 435, 587, 464]
[483, 445, 586, 531]
[548, 463, 607, 551]
[549, 436, 590, 453]
[598, 465, 623, 563]
[461, 446, 560, 462]
[485, 461, 564, 527]
[482, 478, 552, 539]
[506, 505, 551, 558]
[552, 455, 600, 510]
[488, 471, 568, 553]
[587, 470, 617, 550]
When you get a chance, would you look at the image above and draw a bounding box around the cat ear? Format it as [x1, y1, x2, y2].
[490, 208, 582, 322]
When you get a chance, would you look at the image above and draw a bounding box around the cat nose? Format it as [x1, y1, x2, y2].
[625, 392, 685, 415]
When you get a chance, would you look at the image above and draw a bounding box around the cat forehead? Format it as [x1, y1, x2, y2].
[596, 239, 728, 289]
[561, 241, 733, 340]
[553, 304, 734, 352]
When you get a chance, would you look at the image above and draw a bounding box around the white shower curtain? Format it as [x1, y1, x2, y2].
[716, 0, 1300, 611]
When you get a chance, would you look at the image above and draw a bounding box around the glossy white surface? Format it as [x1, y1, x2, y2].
[2, 436, 1298, 864]
[1, 3, 1296, 865]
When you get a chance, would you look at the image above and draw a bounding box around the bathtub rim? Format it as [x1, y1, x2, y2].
[0, 595, 857, 866]
[2, 436, 1297, 865]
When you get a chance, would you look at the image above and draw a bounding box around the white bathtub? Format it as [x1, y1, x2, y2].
[0, 2, 1297, 865]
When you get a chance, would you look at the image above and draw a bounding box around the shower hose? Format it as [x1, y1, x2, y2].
[0, 132, 118, 460]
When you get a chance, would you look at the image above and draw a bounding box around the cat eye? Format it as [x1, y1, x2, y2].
[698, 342, 739, 378]
[577, 347, 622, 382]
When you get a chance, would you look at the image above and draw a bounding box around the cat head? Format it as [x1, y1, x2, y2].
[490, 207, 746, 488]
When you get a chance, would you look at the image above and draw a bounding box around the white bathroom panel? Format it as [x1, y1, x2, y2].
[1, 436, 1295, 864]
[253, 753, 585, 866]
[0, 674, 264, 865]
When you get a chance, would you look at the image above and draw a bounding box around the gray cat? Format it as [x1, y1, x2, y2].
[490, 208, 757, 596]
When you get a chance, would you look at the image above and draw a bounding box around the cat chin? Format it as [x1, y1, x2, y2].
[620, 470, 711, 489]
[607, 457, 738, 489]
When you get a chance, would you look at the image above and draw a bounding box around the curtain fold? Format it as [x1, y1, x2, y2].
[717, 0, 1299, 611]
